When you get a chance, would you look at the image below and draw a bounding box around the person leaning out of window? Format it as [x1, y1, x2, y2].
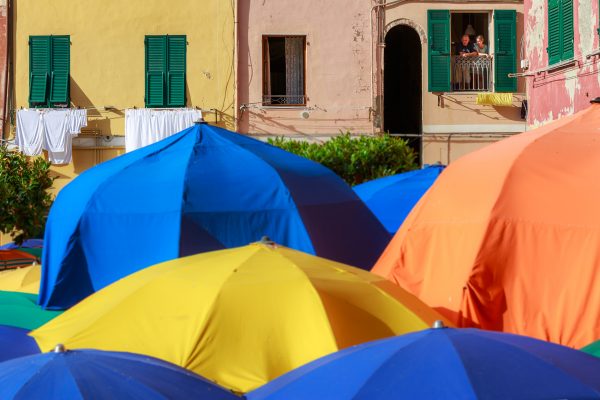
[475, 35, 491, 58]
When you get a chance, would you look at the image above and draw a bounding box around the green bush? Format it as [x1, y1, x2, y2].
[0, 144, 55, 245]
[268, 133, 418, 186]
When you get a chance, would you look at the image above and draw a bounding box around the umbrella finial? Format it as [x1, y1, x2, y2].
[259, 236, 275, 246]
[590, 97, 600, 104]
[432, 320, 446, 329]
[53, 343, 66, 353]
[194, 117, 208, 125]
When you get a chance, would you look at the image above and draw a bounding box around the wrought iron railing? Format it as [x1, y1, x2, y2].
[452, 56, 492, 92]
[262, 95, 307, 106]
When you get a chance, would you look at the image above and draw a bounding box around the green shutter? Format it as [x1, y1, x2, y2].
[145, 36, 167, 107]
[547, 0, 566, 65]
[29, 36, 51, 106]
[428, 10, 451, 92]
[561, 0, 574, 60]
[49, 36, 70, 105]
[167, 36, 186, 107]
[494, 10, 517, 93]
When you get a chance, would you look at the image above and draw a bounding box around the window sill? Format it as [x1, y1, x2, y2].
[543, 59, 577, 73]
[258, 105, 309, 110]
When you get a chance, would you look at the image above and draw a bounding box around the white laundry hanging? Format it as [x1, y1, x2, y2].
[124, 108, 202, 152]
[15, 110, 45, 156]
[14, 108, 88, 164]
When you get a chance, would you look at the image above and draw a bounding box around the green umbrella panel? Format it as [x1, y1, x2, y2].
[581, 340, 600, 358]
[0, 291, 62, 330]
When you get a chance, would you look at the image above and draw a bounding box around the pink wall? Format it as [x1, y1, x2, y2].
[524, 0, 600, 126]
[237, 1, 374, 137]
[0, 2, 7, 136]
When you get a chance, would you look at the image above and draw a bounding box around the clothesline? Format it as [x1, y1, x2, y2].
[15, 106, 216, 112]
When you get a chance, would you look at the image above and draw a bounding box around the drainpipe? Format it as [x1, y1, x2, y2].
[233, 0, 239, 132]
[2, 0, 10, 140]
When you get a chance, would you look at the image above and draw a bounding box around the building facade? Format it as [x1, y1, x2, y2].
[237, 0, 526, 165]
[236, 1, 374, 139]
[378, 0, 526, 165]
[523, 0, 600, 127]
[9, 0, 235, 193]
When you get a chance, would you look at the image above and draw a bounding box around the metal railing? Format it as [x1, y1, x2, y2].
[262, 95, 307, 106]
[452, 56, 492, 92]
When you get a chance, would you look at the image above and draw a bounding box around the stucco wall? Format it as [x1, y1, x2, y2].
[12, 0, 235, 194]
[237, 1, 374, 136]
[0, 1, 6, 135]
[524, 0, 600, 127]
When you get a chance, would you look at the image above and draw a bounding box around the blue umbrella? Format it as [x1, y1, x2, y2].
[40, 123, 390, 309]
[0, 239, 44, 250]
[0, 347, 239, 399]
[0, 325, 40, 363]
[248, 324, 600, 400]
[353, 165, 445, 234]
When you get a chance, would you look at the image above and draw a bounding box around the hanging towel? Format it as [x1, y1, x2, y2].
[15, 110, 44, 156]
[69, 109, 88, 135]
[46, 134, 73, 165]
[125, 108, 202, 152]
[43, 110, 71, 153]
[476, 93, 514, 106]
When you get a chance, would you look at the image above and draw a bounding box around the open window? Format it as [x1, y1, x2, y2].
[262, 36, 306, 106]
[427, 10, 516, 93]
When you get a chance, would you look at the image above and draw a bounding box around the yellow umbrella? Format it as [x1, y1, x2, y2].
[0, 264, 41, 294]
[31, 242, 446, 393]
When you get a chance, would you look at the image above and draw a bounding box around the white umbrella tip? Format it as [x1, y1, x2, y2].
[53, 344, 66, 353]
[259, 236, 275, 246]
[590, 97, 600, 104]
[432, 320, 447, 329]
[194, 117, 208, 125]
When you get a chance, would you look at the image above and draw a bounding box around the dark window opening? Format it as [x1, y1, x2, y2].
[263, 36, 306, 106]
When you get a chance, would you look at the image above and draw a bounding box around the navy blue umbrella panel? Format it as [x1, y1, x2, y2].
[39, 124, 390, 309]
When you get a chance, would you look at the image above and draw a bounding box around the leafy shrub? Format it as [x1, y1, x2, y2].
[0, 145, 54, 245]
[268, 133, 418, 186]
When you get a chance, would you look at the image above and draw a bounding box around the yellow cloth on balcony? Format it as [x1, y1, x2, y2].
[476, 93, 513, 106]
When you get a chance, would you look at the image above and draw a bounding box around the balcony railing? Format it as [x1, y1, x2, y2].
[452, 56, 492, 92]
[262, 94, 307, 106]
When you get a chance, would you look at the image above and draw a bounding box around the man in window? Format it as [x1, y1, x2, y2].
[454, 34, 478, 90]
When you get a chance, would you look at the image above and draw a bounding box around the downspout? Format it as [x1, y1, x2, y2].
[2, 0, 10, 140]
[233, 0, 239, 132]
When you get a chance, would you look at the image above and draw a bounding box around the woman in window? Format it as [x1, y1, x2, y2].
[475, 35, 489, 56]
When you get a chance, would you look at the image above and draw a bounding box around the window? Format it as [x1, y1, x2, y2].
[262, 36, 306, 106]
[547, 0, 574, 65]
[29, 35, 70, 108]
[427, 10, 516, 93]
[145, 35, 186, 108]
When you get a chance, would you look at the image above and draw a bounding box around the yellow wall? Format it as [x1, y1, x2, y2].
[12, 0, 235, 195]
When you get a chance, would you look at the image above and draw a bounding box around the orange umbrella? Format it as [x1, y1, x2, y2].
[373, 103, 600, 349]
[0, 250, 37, 271]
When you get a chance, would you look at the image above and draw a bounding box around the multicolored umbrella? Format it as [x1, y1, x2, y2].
[248, 324, 600, 400]
[0, 265, 41, 294]
[0, 325, 40, 363]
[0, 291, 62, 330]
[32, 242, 445, 393]
[353, 165, 445, 234]
[0, 347, 239, 399]
[40, 123, 390, 310]
[582, 340, 600, 358]
[373, 104, 600, 348]
[0, 250, 37, 271]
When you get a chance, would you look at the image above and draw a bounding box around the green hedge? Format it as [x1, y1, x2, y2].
[268, 133, 418, 186]
[0, 145, 54, 245]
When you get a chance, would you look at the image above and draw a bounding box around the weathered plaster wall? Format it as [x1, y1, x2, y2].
[525, 0, 600, 127]
[0, 1, 7, 135]
[383, 1, 525, 165]
[237, 1, 374, 136]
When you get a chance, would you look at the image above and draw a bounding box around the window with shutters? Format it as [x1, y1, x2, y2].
[262, 36, 306, 106]
[547, 0, 573, 65]
[29, 35, 70, 108]
[145, 35, 186, 108]
[427, 11, 517, 93]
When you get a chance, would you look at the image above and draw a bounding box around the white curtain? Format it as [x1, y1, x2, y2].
[285, 37, 304, 104]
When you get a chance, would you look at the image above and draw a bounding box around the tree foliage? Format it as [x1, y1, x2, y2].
[268, 133, 418, 186]
[0, 145, 54, 245]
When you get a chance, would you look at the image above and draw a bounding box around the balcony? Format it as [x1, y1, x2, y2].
[452, 56, 492, 92]
[262, 94, 307, 106]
